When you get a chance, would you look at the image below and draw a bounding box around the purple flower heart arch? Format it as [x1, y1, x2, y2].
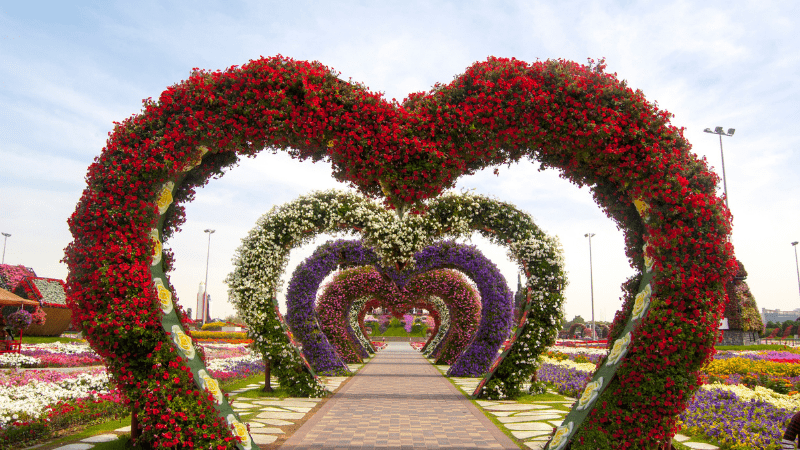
[65, 55, 734, 449]
[287, 241, 488, 373]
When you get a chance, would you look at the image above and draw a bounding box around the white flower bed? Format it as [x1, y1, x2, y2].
[0, 370, 112, 428]
[540, 355, 598, 373]
[25, 341, 96, 355]
[548, 345, 609, 356]
[205, 353, 262, 372]
[700, 382, 800, 410]
[0, 353, 41, 367]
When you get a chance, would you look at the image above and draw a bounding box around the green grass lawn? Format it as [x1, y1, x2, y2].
[715, 343, 800, 352]
[21, 335, 84, 344]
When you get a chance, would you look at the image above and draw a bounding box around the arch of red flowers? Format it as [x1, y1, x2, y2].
[65, 55, 734, 449]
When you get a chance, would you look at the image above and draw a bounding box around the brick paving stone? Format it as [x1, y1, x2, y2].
[281, 342, 518, 449]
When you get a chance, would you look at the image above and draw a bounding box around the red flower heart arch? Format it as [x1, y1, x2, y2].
[314, 266, 481, 366]
[65, 55, 735, 449]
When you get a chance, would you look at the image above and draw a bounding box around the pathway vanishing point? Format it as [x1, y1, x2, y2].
[281, 342, 519, 450]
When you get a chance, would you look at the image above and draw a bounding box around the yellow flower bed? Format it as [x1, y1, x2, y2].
[704, 357, 800, 377]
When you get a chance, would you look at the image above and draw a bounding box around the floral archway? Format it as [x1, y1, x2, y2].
[314, 265, 481, 365]
[66, 55, 733, 449]
[284, 240, 495, 374]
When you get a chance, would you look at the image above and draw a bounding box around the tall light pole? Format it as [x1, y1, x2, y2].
[203, 229, 215, 325]
[793, 242, 800, 301]
[703, 126, 735, 209]
[585, 233, 596, 340]
[1, 233, 10, 264]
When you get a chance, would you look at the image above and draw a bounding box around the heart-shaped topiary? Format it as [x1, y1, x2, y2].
[286, 240, 501, 376]
[66, 55, 734, 449]
[314, 265, 481, 366]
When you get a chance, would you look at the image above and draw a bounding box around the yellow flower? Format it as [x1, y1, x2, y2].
[327, 139, 335, 148]
[156, 182, 174, 215]
[183, 146, 209, 172]
[550, 421, 574, 450]
[632, 283, 651, 320]
[171, 325, 195, 360]
[643, 242, 654, 273]
[607, 333, 631, 365]
[153, 278, 174, 314]
[150, 229, 162, 266]
[226, 414, 252, 450]
[633, 198, 650, 217]
[199, 369, 223, 404]
[577, 377, 604, 410]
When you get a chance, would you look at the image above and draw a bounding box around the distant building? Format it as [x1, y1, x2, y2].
[761, 308, 800, 324]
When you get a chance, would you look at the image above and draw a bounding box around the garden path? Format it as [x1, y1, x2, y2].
[280, 342, 518, 450]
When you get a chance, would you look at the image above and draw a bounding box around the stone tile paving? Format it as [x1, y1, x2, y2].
[441, 365, 720, 450]
[46, 368, 357, 450]
[282, 342, 518, 449]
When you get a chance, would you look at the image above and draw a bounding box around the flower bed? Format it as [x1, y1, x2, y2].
[0, 342, 102, 369]
[0, 341, 263, 448]
[540, 346, 800, 448]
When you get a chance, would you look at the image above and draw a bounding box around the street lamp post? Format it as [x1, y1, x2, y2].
[703, 126, 735, 209]
[792, 242, 800, 301]
[1, 233, 10, 264]
[585, 233, 596, 340]
[203, 229, 215, 325]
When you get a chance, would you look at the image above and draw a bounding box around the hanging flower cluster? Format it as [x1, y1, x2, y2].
[67, 55, 732, 448]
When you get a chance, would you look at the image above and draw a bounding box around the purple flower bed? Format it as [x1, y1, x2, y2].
[537, 363, 592, 398]
[679, 388, 793, 448]
[210, 359, 266, 382]
[714, 350, 800, 362]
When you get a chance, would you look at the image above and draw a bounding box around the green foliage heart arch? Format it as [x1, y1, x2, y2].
[66, 55, 734, 449]
[227, 190, 566, 395]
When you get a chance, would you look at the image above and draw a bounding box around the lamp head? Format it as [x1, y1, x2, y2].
[714, 126, 724, 133]
[703, 128, 712, 133]
[204, 229, 215, 234]
[1, 233, 9, 238]
[727, 128, 735, 136]
[793, 241, 799, 246]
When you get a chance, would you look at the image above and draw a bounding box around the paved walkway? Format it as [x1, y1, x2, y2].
[281, 342, 518, 450]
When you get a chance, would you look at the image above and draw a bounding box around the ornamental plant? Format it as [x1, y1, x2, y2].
[66, 55, 733, 448]
[284, 239, 501, 375]
[6, 310, 32, 333]
[229, 189, 564, 390]
[312, 264, 480, 365]
[0, 265, 36, 292]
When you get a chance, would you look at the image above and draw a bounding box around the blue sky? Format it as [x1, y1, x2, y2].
[1, 1, 798, 323]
